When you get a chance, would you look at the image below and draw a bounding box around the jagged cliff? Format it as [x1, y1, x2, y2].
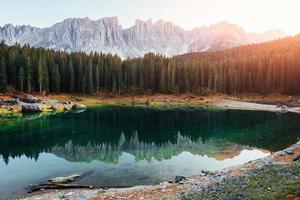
[0, 17, 286, 58]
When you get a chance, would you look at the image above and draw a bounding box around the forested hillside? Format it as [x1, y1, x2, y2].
[0, 35, 300, 95]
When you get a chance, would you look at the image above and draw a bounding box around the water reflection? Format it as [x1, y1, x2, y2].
[1, 107, 300, 199]
[0, 107, 300, 164]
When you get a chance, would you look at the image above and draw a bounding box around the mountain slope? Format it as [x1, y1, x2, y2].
[0, 17, 286, 58]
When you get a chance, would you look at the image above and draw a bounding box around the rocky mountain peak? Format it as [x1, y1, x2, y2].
[100, 16, 120, 26]
[0, 17, 287, 58]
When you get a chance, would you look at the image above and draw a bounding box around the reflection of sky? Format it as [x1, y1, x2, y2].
[0, 149, 269, 199]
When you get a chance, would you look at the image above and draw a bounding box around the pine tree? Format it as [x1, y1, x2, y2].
[42, 57, 49, 92]
[18, 67, 24, 92]
[0, 57, 7, 92]
[68, 59, 75, 93]
[87, 58, 93, 93]
[37, 57, 44, 92]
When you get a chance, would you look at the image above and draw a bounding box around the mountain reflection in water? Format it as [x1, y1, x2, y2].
[1, 107, 300, 199]
[1, 107, 300, 164]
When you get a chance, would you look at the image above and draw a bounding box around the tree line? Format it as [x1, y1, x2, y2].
[0, 35, 300, 95]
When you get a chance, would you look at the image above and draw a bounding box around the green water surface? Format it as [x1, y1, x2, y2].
[0, 107, 300, 199]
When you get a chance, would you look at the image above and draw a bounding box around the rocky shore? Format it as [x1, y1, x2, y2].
[2, 93, 300, 115]
[0, 93, 86, 114]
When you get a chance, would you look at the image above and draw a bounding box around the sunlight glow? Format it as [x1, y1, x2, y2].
[0, 0, 299, 35]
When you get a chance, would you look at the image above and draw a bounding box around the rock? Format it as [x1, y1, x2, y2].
[21, 103, 44, 113]
[173, 176, 186, 183]
[17, 94, 40, 103]
[179, 180, 185, 185]
[49, 174, 80, 184]
[284, 150, 294, 155]
[292, 155, 300, 162]
[72, 104, 87, 110]
[0, 98, 18, 106]
[201, 170, 210, 175]
[60, 101, 72, 105]
[51, 103, 66, 111]
[65, 192, 73, 196]
[96, 189, 105, 195]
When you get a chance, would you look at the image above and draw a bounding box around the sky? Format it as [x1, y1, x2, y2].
[0, 0, 299, 35]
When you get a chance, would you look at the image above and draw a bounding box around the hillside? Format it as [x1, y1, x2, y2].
[0, 35, 300, 95]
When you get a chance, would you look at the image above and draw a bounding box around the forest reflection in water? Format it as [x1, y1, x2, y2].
[1, 107, 300, 199]
[1, 107, 300, 164]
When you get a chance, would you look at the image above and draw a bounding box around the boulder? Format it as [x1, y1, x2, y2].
[50, 103, 66, 111]
[17, 94, 41, 103]
[168, 176, 187, 184]
[72, 104, 87, 110]
[0, 98, 18, 106]
[21, 103, 44, 113]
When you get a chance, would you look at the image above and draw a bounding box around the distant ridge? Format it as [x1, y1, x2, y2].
[0, 17, 286, 58]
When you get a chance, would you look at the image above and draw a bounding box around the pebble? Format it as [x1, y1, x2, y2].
[66, 192, 73, 196]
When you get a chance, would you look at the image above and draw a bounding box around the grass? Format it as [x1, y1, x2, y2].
[49, 94, 228, 111]
[184, 163, 300, 200]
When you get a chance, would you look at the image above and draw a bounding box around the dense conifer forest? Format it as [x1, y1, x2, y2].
[0, 35, 300, 95]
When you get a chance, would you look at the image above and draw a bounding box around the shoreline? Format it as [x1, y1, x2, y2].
[1, 93, 299, 199]
[1, 93, 300, 115]
[20, 141, 300, 200]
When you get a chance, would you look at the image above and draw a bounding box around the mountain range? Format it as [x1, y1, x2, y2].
[0, 17, 286, 58]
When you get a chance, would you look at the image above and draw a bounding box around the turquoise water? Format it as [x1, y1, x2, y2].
[0, 107, 300, 199]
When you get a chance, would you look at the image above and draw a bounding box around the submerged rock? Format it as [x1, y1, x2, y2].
[49, 174, 80, 184]
[72, 104, 87, 110]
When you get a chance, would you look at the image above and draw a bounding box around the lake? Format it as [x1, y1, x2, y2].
[0, 107, 300, 199]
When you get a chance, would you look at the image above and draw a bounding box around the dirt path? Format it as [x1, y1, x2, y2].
[212, 98, 300, 114]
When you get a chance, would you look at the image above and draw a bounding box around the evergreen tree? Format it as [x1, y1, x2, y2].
[18, 67, 24, 92]
[68, 59, 75, 93]
[37, 57, 44, 92]
[0, 57, 7, 92]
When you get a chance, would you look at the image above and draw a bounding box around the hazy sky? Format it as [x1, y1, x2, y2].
[0, 0, 299, 35]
